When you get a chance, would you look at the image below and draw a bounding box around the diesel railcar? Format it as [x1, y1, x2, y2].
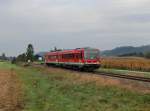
[45, 47, 101, 71]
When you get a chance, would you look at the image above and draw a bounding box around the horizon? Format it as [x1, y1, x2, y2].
[0, 0, 150, 56]
[1, 44, 150, 57]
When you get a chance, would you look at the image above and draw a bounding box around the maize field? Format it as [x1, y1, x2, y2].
[101, 57, 150, 72]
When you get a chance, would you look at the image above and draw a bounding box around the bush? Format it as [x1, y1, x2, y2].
[144, 52, 150, 59]
[11, 57, 17, 64]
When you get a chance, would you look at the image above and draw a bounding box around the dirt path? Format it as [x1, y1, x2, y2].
[0, 69, 23, 111]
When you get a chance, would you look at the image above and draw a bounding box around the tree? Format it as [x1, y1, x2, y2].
[11, 57, 16, 64]
[145, 52, 150, 59]
[16, 53, 26, 62]
[1, 53, 6, 60]
[26, 44, 34, 62]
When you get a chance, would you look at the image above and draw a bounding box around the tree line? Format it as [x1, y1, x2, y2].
[118, 52, 150, 59]
[12, 44, 35, 64]
[0, 53, 7, 61]
[12, 44, 62, 64]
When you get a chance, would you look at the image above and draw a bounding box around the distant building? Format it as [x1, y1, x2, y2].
[35, 52, 47, 61]
[38, 57, 43, 61]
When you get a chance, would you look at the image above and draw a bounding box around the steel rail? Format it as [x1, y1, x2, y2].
[32, 63, 150, 83]
[93, 71, 150, 83]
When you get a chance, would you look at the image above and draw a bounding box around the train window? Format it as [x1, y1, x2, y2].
[63, 54, 74, 59]
[84, 49, 100, 59]
[76, 53, 82, 59]
[48, 55, 58, 59]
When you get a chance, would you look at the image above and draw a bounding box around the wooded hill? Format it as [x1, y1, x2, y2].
[101, 45, 150, 57]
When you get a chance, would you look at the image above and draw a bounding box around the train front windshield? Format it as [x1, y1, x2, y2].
[84, 49, 100, 59]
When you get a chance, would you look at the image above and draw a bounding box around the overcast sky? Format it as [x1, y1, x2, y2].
[0, 0, 150, 56]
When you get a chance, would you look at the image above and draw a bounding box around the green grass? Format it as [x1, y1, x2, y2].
[98, 68, 150, 78]
[0, 61, 19, 70]
[0, 62, 150, 111]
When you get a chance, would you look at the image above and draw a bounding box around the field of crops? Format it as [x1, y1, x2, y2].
[101, 57, 150, 72]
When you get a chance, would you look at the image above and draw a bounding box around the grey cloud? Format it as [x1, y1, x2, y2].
[0, 0, 150, 56]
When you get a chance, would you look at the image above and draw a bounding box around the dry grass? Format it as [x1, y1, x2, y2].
[34, 66, 150, 94]
[0, 69, 23, 111]
[101, 57, 150, 71]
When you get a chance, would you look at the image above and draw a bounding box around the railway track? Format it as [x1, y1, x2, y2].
[33, 63, 150, 83]
[93, 71, 150, 83]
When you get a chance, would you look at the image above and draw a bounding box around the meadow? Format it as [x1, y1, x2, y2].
[0, 62, 150, 111]
[101, 57, 150, 72]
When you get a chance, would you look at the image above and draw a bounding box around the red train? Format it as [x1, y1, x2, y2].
[45, 47, 101, 71]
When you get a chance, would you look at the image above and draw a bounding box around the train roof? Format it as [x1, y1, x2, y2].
[45, 47, 99, 55]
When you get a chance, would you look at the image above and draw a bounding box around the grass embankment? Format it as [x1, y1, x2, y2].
[98, 68, 150, 78]
[0, 62, 150, 111]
